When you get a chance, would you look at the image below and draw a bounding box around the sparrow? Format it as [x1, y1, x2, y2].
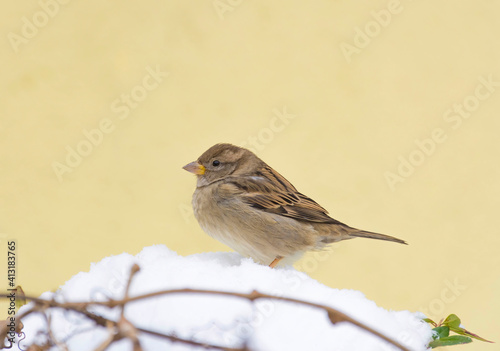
[183, 143, 406, 267]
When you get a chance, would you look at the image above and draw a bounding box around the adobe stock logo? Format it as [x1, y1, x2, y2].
[52, 65, 169, 182]
[384, 75, 499, 191]
[240, 106, 296, 154]
[7, 0, 72, 53]
[339, 0, 409, 64]
[419, 278, 467, 321]
[213, 0, 243, 20]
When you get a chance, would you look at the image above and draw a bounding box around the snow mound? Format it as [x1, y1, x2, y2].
[17, 245, 432, 350]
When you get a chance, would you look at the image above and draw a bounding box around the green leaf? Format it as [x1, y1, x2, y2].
[442, 314, 460, 328]
[448, 325, 494, 343]
[423, 318, 437, 327]
[441, 314, 494, 343]
[432, 326, 449, 339]
[429, 335, 472, 348]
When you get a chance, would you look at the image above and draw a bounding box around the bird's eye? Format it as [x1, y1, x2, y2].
[212, 160, 220, 167]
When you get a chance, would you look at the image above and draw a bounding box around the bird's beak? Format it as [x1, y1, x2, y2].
[183, 161, 206, 175]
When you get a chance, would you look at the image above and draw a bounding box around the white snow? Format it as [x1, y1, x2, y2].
[15, 245, 433, 350]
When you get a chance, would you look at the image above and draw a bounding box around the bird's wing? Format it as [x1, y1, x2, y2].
[225, 165, 345, 225]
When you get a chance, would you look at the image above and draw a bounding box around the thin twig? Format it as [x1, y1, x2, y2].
[1, 281, 411, 351]
[104, 289, 410, 350]
[121, 264, 140, 322]
[43, 314, 69, 351]
[93, 321, 119, 351]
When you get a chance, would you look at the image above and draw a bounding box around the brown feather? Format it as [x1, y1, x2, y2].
[226, 164, 346, 225]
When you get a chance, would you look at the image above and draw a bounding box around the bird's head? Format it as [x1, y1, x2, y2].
[183, 143, 260, 187]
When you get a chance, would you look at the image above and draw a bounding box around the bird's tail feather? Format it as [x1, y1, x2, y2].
[348, 230, 407, 245]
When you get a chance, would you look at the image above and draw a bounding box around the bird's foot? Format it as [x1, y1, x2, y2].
[269, 256, 283, 268]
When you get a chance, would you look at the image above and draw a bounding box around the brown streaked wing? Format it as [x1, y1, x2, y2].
[226, 166, 345, 225]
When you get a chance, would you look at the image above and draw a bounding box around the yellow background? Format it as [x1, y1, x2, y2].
[1, 1, 499, 349]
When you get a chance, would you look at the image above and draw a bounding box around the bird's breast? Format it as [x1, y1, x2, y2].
[191, 183, 316, 264]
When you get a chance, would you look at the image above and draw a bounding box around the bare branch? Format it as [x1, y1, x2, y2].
[121, 263, 140, 321]
[105, 289, 411, 351]
[93, 321, 119, 351]
[0, 268, 412, 351]
[43, 314, 68, 351]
